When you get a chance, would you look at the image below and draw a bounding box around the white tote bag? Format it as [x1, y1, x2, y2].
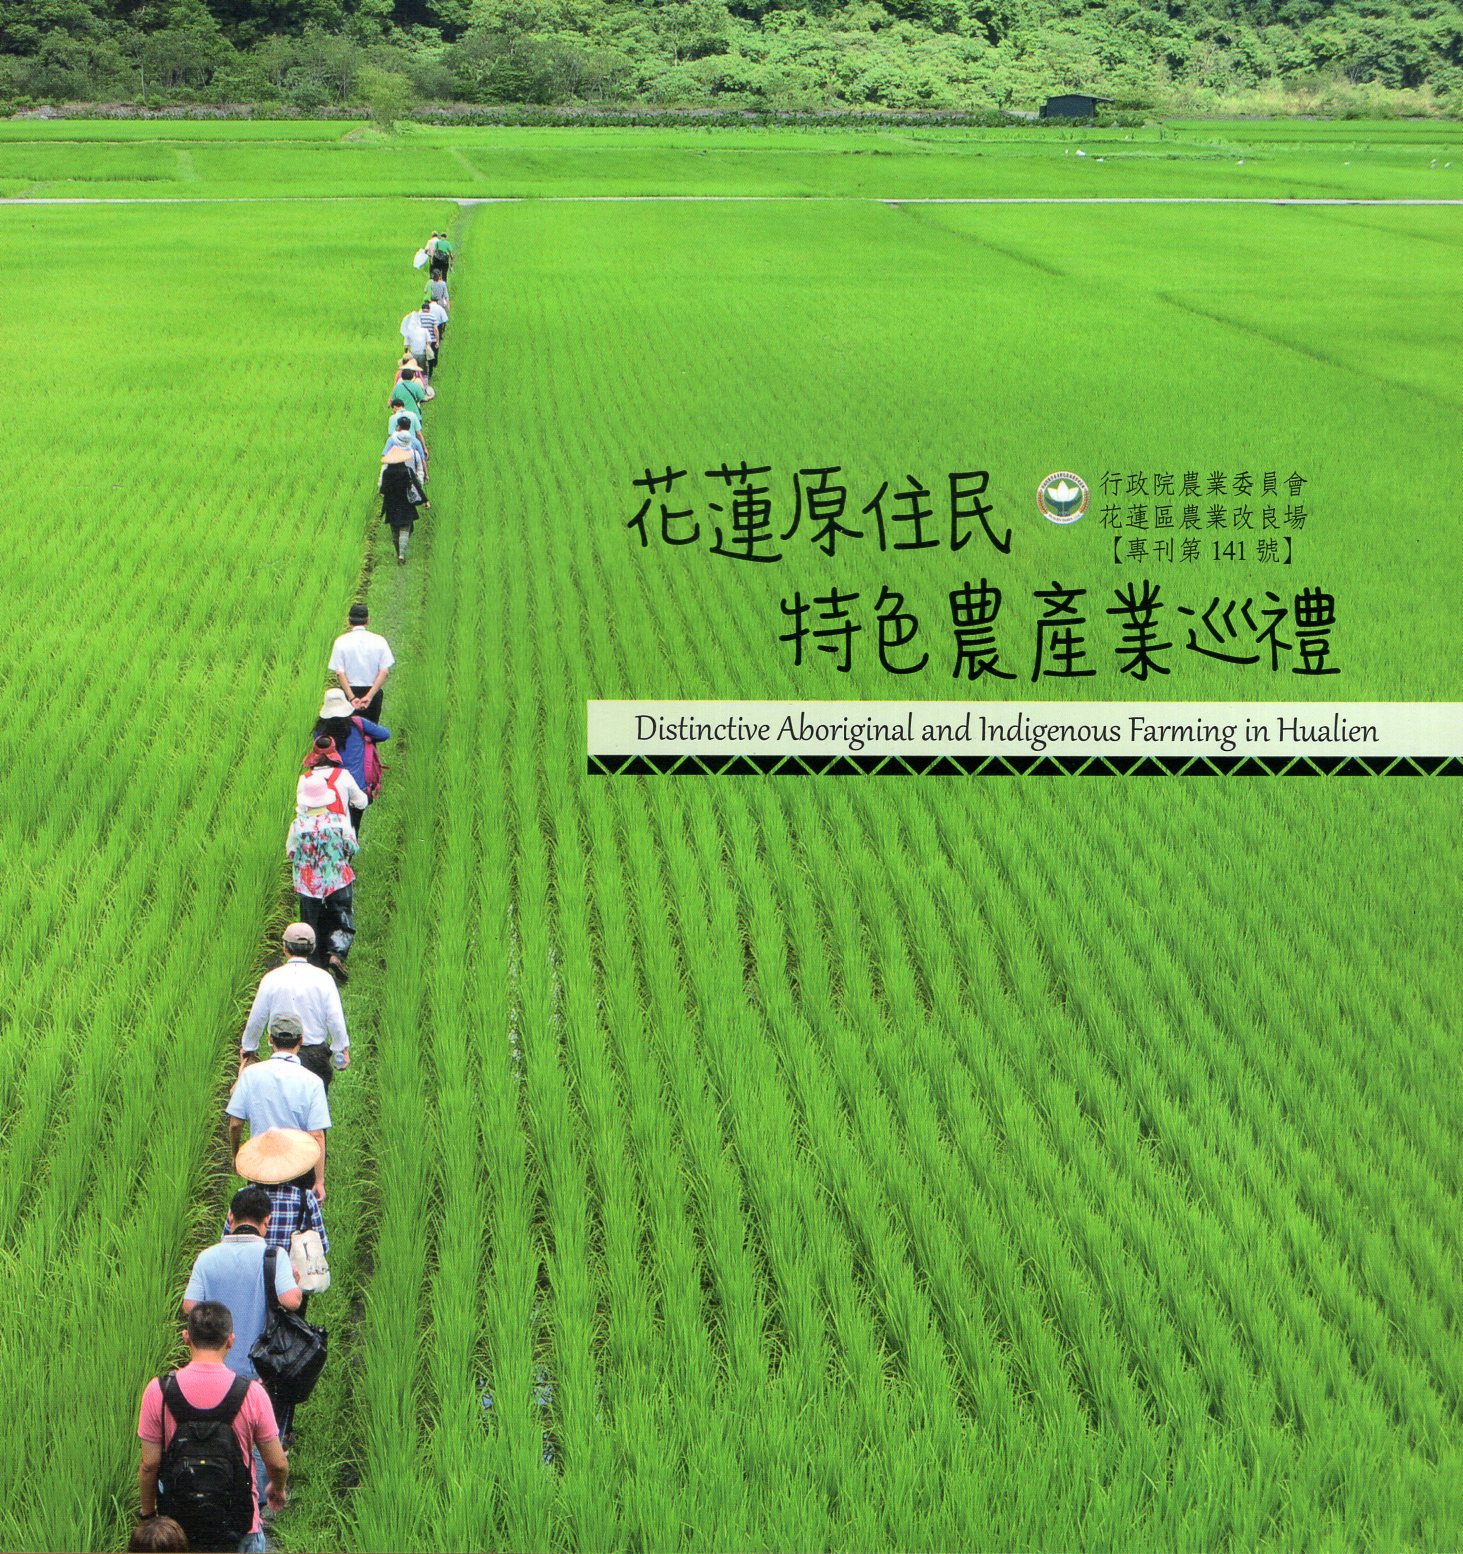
[289, 1186, 331, 1292]
[290, 1227, 331, 1293]
[412, 247, 429, 270]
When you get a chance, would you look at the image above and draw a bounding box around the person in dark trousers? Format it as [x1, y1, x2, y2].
[379, 442, 428, 564]
[289, 775, 358, 983]
[238, 927, 350, 1082]
[330, 603, 395, 722]
[427, 231, 453, 281]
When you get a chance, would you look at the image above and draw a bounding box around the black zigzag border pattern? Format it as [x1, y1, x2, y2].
[588, 754, 1463, 778]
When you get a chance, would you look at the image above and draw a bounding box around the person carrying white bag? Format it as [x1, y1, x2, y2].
[233, 1127, 332, 1298]
[234, 1127, 332, 1443]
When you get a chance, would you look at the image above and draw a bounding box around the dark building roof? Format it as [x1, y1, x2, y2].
[1040, 93, 1114, 117]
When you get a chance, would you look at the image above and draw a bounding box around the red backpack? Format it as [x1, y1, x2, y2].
[354, 717, 383, 799]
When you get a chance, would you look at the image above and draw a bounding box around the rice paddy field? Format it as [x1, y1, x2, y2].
[3, 120, 1460, 1553]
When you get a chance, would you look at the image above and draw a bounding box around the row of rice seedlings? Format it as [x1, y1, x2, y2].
[537, 444, 901, 1535]
[504, 250, 791, 1546]
[509, 472, 623, 1552]
[528, 337, 777, 1541]
[548, 440, 873, 1543]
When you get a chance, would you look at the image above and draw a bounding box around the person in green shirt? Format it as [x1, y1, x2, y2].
[390, 368, 427, 416]
[428, 232, 454, 281]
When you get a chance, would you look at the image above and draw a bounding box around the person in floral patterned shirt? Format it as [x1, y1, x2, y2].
[288, 774, 359, 984]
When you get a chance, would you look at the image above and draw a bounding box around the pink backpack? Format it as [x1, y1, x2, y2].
[354, 717, 384, 799]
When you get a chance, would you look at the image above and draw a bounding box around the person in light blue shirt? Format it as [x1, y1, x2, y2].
[386, 402, 422, 442]
[184, 1185, 303, 1496]
[183, 1186, 302, 1381]
[228, 1017, 331, 1196]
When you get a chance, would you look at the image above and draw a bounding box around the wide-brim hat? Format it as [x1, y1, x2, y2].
[319, 688, 355, 719]
[298, 772, 333, 808]
[398, 355, 420, 371]
[236, 1128, 321, 1185]
[382, 446, 413, 465]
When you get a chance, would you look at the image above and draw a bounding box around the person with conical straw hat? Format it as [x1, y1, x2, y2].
[235, 1129, 328, 1258]
[379, 437, 428, 565]
[234, 1128, 327, 1445]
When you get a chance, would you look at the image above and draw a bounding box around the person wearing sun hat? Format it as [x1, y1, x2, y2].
[313, 687, 389, 835]
[379, 439, 428, 565]
[379, 422, 426, 492]
[287, 770, 358, 986]
[234, 1128, 328, 1443]
[234, 1130, 328, 1283]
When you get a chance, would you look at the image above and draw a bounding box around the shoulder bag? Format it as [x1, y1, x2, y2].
[250, 1246, 329, 1404]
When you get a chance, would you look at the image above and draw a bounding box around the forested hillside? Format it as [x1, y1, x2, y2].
[3, 0, 1459, 121]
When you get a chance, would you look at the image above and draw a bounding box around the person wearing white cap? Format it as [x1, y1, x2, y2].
[289, 773, 358, 986]
[239, 927, 350, 1086]
[228, 1016, 331, 1162]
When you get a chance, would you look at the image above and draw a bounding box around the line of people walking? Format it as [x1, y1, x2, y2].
[130, 233, 456, 1554]
[384, 232, 451, 565]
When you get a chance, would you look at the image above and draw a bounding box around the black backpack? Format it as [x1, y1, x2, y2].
[157, 1372, 255, 1553]
[250, 1245, 328, 1404]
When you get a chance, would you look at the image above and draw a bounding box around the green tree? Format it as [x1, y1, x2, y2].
[357, 59, 413, 123]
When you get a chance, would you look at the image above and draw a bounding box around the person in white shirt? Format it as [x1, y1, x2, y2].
[401, 309, 432, 364]
[239, 924, 350, 1088]
[329, 603, 395, 722]
[228, 1016, 331, 1197]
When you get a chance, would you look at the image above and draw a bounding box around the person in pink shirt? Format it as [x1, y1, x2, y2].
[137, 1303, 288, 1553]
